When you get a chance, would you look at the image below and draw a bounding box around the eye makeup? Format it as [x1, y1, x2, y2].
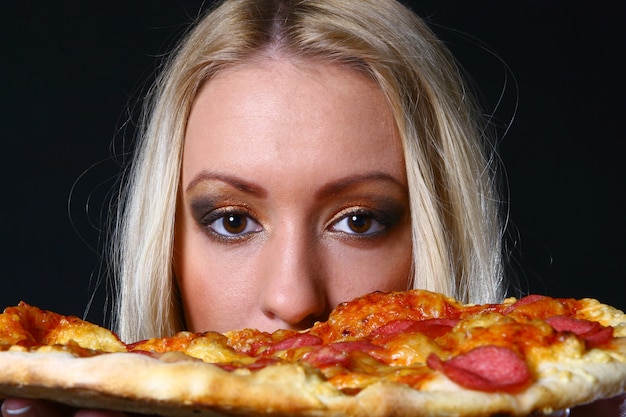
[187, 192, 263, 242]
[183, 175, 409, 246]
[325, 197, 408, 241]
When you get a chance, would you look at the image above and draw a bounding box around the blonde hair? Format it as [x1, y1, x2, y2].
[112, 0, 505, 342]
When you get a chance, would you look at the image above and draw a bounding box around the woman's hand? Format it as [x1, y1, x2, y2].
[1, 398, 129, 417]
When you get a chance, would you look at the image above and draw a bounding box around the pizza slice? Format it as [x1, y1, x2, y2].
[0, 290, 625, 416]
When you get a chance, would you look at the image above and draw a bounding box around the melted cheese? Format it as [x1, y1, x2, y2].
[1, 290, 625, 395]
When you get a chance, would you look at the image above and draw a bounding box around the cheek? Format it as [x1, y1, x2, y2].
[174, 226, 261, 332]
[174, 235, 221, 331]
[324, 235, 412, 306]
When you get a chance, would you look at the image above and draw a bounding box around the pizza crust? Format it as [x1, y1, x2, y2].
[2, 340, 626, 417]
[2, 295, 626, 417]
[0, 350, 341, 417]
[359, 346, 626, 416]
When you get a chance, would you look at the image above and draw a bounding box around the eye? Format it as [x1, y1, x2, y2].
[209, 213, 262, 237]
[330, 212, 385, 236]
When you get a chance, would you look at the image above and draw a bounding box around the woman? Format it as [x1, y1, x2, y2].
[2, 0, 621, 415]
[112, 0, 504, 343]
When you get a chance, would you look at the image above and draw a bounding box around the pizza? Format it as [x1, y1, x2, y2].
[1, 289, 625, 417]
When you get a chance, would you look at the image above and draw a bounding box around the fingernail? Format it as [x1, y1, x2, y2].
[1, 399, 33, 417]
[4, 407, 31, 416]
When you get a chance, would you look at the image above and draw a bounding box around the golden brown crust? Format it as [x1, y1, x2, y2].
[0, 351, 340, 417]
[1, 292, 625, 417]
[1, 347, 625, 417]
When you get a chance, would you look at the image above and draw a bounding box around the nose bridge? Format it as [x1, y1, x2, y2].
[277, 219, 316, 276]
[258, 217, 326, 327]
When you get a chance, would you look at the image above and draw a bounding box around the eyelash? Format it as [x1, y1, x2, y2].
[328, 208, 390, 238]
[201, 207, 262, 241]
[199, 206, 397, 242]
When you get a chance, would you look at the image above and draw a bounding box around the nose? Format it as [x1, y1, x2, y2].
[258, 223, 328, 330]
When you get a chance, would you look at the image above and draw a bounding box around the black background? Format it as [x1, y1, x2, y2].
[1, 1, 624, 327]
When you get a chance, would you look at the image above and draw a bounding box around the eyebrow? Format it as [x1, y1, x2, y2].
[185, 171, 268, 197]
[315, 172, 408, 199]
[185, 170, 407, 198]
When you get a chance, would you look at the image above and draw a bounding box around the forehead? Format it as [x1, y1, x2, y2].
[182, 58, 406, 186]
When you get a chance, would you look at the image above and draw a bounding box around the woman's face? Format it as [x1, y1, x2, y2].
[175, 59, 412, 333]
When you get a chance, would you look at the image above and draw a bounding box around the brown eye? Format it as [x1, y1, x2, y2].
[209, 213, 261, 237]
[330, 212, 385, 236]
[223, 215, 247, 234]
[347, 215, 372, 234]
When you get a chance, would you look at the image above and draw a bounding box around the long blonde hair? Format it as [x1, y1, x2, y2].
[112, 0, 505, 342]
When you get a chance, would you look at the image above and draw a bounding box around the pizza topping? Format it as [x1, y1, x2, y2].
[226, 328, 277, 355]
[546, 316, 614, 348]
[547, 316, 601, 335]
[1, 289, 622, 404]
[426, 345, 532, 393]
[303, 345, 350, 368]
[267, 333, 323, 354]
[502, 294, 579, 322]
[128, 331, 196, 353]
[216, 357, 279, 372]
[503, 294, 548, 314]
[370, 318, 459, 340]
[581, 327, 614, 348]
[376, 332, 440, 366]
[0, 302, 125, 352]
[329, 341, 382, 355]
[313, 290, 462, 342]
